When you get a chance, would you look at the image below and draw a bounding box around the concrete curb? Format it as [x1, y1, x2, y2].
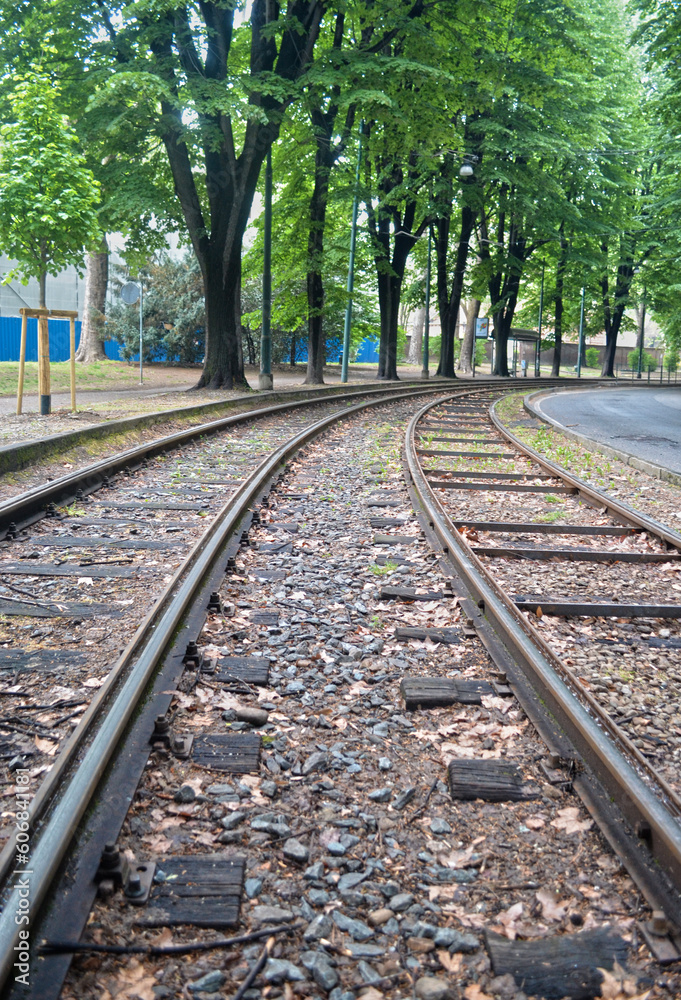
[523, 386, 681, 488]
[0, 378, 438, 475]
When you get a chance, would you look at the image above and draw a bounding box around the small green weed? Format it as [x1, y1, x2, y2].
[369, 561, 397, 575]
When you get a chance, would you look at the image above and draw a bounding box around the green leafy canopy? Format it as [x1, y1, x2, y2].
[0, 69, 101, 288]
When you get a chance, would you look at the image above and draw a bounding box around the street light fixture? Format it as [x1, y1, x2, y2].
[121, 280, 144, 384]
[459, 154, 479, 179]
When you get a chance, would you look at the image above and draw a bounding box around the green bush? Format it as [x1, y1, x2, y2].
[474, 340, 488, 366]
[664, 349, 679, 373]
[627, 348, 657, 372]
[584, 346, 600, 368]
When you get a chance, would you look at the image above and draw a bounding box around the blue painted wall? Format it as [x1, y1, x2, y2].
[0, 316, 380, 367]
[0, 316, 83, 362]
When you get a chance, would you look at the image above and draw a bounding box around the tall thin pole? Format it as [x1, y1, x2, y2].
[637, 286, 646, 379]
[16, 310, 27, 415]
[536, 259, 544, 377]
[260, 148, 273, 390]
[422, 227, 431, 379]
[576, 285, 585, 377]
[342, 123, 363, 383]
[139, 282, 144, 384]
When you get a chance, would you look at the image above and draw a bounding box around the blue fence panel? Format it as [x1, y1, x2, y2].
[0, 316, 84, 362]
[355, 338, 380, 363]
[0, 316, 381, 369]
[104, 339, 123, 361]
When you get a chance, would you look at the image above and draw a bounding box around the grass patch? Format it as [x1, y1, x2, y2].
[369, 561, 398, 575]
[0, 360, 155, 396]
[535, 511, 563, 523]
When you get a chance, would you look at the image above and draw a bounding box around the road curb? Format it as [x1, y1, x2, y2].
[523, 386, 681, 488]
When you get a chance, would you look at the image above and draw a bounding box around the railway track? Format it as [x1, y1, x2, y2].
[407, 391, 681, 957]
[3, 378, 677, 1000]
[0, 379, 470, 996]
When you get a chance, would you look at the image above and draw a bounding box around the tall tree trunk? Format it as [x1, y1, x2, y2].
[148, 0, 324, 391]
[377, 273, 401, 380]
[244, 327, 256, 365]
[437, 206, 474, 377]
[39, 270, 47, 309]
[290, 331, 297, 366]
[459, 299, 480, 374]
[407, 306, 425, 364]
[304, 136, 331, 384]
[76, 235, 109, 363]
[552, 235, 567, 377]
[199, 245, 248, 389]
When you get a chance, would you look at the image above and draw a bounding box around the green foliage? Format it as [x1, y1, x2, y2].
[106, 252, 205, 364]
[584, 347, 600, 368]
[627, 348, 656, 372]
[0, 69, 100, 296]
[664, 349, 679, 373]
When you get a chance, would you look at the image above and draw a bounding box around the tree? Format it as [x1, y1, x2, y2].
[0, 70, 100, 307]
[76, 237, 109, 362]
[90, 0, 327, 389]
[107, 251, 205, 364]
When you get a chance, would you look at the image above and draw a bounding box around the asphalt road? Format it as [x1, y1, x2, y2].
[536, 387, 681, 474]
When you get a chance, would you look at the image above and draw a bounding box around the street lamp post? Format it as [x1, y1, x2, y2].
[637, 287, 646, 379]
[341, 123, 364, 383]
[121, 280, 144, 384]
[422, 226, 431, 379]
[576, 285, 585, 378]
[259, 147, 273, 390]
[536, 259, 544, 377]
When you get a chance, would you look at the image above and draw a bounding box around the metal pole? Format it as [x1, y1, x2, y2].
[139, 281, 144, 384]
[637, 286, 646, 379]
[536, 260, 544, 376]
[576, 285, 585, 378]
[70, 315, 76, 411]
[16, 310, 27, 415]
[259, 148, 273, 390]
[342, 123, 363, 383]
[421, 227, 431, 379]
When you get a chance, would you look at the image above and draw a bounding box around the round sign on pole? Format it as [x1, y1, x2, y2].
[121, 281, 140, 305]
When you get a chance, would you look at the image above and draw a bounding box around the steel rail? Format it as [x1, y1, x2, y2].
[0, 381, 488, 886]
[0, 380, 476, 538]
[428, 393, 681, 808]
[405, 392, 681, 927]
[490, 396, 681, 551]
[0, 381, 484, 993]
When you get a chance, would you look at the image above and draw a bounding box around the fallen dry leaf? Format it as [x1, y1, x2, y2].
[536, 888, 567, 921]
[464, 986, 494, 1000]
[34, 737, 58, 756]
[437, 949, 462, 973]
[114, 959, 157, 1000]
[525, 815, 546, 829]
[494, 901, 524, 940]
[551, 807, 593, 835]
[598, 960, 642, 999]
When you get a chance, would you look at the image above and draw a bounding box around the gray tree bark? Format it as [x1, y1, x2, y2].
[458, 299, 480, 373]
[76, 235, 109, 363]
[407, 306, 425, 364]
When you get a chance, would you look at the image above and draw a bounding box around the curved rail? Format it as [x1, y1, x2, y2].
[490, 395, 681, 550]
[405, 390, 681, 929]
[0, 380, 489, 992]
